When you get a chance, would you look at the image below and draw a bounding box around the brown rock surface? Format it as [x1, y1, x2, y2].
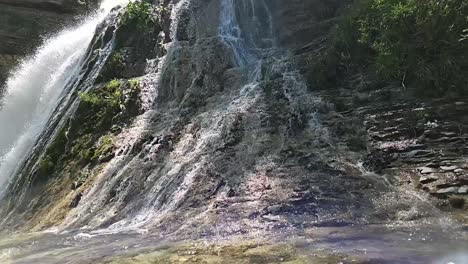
[0, 0, 98, 88]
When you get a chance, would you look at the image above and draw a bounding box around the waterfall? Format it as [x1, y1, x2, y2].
[219, 0, 251, 66]
[219, 0, 274, 67]
[0, 0, 130, 197]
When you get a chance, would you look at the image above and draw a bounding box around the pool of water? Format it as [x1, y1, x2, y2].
[1, 223, 466, 263]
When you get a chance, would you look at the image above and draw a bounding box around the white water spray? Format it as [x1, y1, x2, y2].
[219, 0, 274, 67]
[0, 0, 130, 196]
[219, 0, 251, 66]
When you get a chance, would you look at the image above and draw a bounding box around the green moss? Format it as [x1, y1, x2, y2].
[77, 79, 125, 133]
[38, 156, 55, 179]
[36, 128, 68, 179]
[70, 134, 94, 163]
[91, 134, 115, 162]
[36, 79, 141, 182]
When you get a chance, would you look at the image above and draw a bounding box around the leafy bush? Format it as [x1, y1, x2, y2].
[121, 1, 154, 30]
[78, 79, 123, 131]
[330, 0, 468, 96]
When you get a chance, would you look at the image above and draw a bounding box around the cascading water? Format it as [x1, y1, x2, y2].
[0, 0, 130, 197]
[0, 0, 466, 262]
[219, 0, 274, 67]
[56, 0, 320, 234]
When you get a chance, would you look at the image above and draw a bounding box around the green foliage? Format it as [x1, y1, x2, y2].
[109, 51, 124, 71]
[121, 1, 154, 30]
[76, 78, 141, 138]
[129, 78, 140, 89]
[78, 79, 124, 131]
[98, 51, 126, 82]
[329, 0, 468, 96]
[36, 79, 142, 181]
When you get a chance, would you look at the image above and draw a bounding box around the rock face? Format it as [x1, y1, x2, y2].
[271, 0, 349, 49]
[0, 0, 466, 236]
[0, 0, 96, 12]
[1, 0, 381, 232]
[291, 0, 468, 211]
[0, 0, 98, 88]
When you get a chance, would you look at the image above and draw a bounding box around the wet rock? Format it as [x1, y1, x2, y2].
[364, 149, 397, 172]
[458, 186, 468, 194]
[449, 196, 465, 209]
[419, 175, 439, 185]
[69, 192, 83, 208]
[432, 187, 459, 197]
[71, 181, 83, 191]
[406, 149, 432, 158]
[226, 188, 236, 198]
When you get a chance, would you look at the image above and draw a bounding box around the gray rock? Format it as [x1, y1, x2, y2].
[458, 186, 468, 194]
[406, 149, 431, 158]
[419, 175, 439, 184]
[454, 168, 464, 173]
[440, 166, 459, 172]
[436, 187, 459, 194]
[0, 0, 97, 85]
[418, 167, 436, 174]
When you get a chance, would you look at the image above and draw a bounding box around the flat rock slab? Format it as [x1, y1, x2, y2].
[419, 175, 439, 184]
[458, 186, 468, 194]
[440, 166, 459, 172]
[418, 167, 437, 174]
[436, 187, 459, 195]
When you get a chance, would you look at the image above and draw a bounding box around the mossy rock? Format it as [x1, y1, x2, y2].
[35, 79, 142, 182]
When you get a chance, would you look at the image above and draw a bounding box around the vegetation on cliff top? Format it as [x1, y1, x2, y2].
[121, 1, 154, 30]
[313, 0, 467, 97]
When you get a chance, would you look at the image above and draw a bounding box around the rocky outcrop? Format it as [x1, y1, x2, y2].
[0, 0, 98, 12]
[273, 0, 349, 47]
[294, 20, 468, 213]
[0, 0, 98, 88]
[1, 0, 466, 236]
[1, 0, 385, 233]
[277, 0, 468, 215]
[362, 96, 468, 209]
